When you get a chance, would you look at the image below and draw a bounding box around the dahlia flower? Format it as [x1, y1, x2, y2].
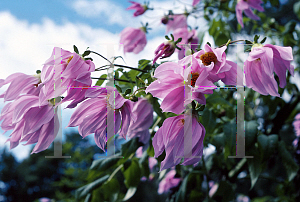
[236, 0, 264, 28]
[0, 95, 60, 153]
[146, 57, 215, 114]
[127, 1, 148, 17]
[192, 0, 201, 7]
[158, 170, 181, 194]
[127, 97, 153, 144]
[244, 44, 294, 96]
[153, 41, 176, 64]
[152, 114, 205, 171]
[165, 15, 188, 33]
[173, 28, 199, 59]
[67, 87, 136, 151]
[39, 47, 95, 106]
[0, 72, 41, 102]
[120, 27, 147, 54]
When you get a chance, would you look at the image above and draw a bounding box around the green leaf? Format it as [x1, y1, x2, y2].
[201, 108, 216, 133]
[175, 174, 188, 202]
[260, 37, 267, 44]
[165, 35, 170, 40]
[82, 50, 91, 57]
[245, 121, 258, 149]
[36, 70, 41, 74]
[85, 57, 93, 61]
[121, 138, 143, 159]
[245, 40, 253, 44]
[115, 85, 122, 93]
[123, 187, 137, 201]
[123, 159, 141, 188]
[254, 35, 260, 43]
[257, 134, 278, 159]
[84, 194, 91, 202]
[247, 155, 262, 189]
[90, 156, 120, 171]
[124, 88, 132, 96]
[278, 141, 299, 181]
[213, 181, 234, 202]
[75, 175, 109, 199]
[223, 122, 237, 158]
[73, 45, 79, 54]
[95, 74, 107, 86]
[100, 178, 120, 200]
[206, 92, 232, 107]
[294, 2, 300, 20]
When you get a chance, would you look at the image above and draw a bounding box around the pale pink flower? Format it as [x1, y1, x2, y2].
[120, 27, 147, 54]
[158, 170, 181, 194]
[236, 195, 250, 202]
[165, 15, 188, 33]
[152, 114, 205, 171]
[67, 87, 136, 151]
[244, 44, 294, 96]
[209, 183, 219, 197]
[192, 0, 201, 7]
[127, 1, 147, 17]
[293, 113, 300, 137]
[173, 28, 199, 59]
[0, 72, 41, 102]
[39, 47, 95, 106]
[145, 58, 215, 114]
[236, 0, 264, 28]
[153, 41, 176, 64]
[127, 97, 153, 144]
[0, 95, 60, 153]
[39, 198, 51, 202]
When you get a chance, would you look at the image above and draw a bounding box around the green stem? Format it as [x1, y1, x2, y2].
[90, 51, 112, 65]
[150, 117, 162, 135]
[219, 39, 247, 48]
[114, 64, 148, 73]
[132, 87, 147, 96]
[91, 77, 136, 84]
[108, 164, 123, 182]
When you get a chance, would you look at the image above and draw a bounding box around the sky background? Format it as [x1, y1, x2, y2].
[0, 0, 298, 161]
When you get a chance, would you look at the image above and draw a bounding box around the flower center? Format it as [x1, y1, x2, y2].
[191, 72, 199, 87]
[181, 119, 185, 125]
[67, 56, 73, 64]
[200, 52, 217, 66]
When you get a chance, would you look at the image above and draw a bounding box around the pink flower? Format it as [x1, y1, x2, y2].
[127, 97, 153, 144]
[244, 44, 294, 96]
[0, 95, 60, 153]
[236, 0, 264, 28]
[165, 15, 188, 33]
[120, 27, 147, 54]
[153, 41, 176, 64]
[145, 58, 215, 114]
[127, 1, 147, 17]
[173, 28, 199, 59]
[67, 87, 136, 152]
[209, 183, 219, 198]
[158, 170, 181, 194]
[0, 72, 41, 102]
[39, 47, 95, 106]
[152, 114, 205, 171]
[293, 113, 300, 137]
[39, 198, 52, 202]
[192, 0, 201, 7]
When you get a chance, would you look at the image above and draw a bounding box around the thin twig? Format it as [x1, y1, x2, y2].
[91, 77, 136, 84]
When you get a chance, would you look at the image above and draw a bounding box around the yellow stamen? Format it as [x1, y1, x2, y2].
[67, 56, 73, 64]
[200, 52, 217, 66]
[191, 72, 199, 87]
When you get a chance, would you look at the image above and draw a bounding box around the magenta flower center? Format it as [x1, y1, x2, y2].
[191, 72, 199, 87]
[200, 52, 217, 66]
